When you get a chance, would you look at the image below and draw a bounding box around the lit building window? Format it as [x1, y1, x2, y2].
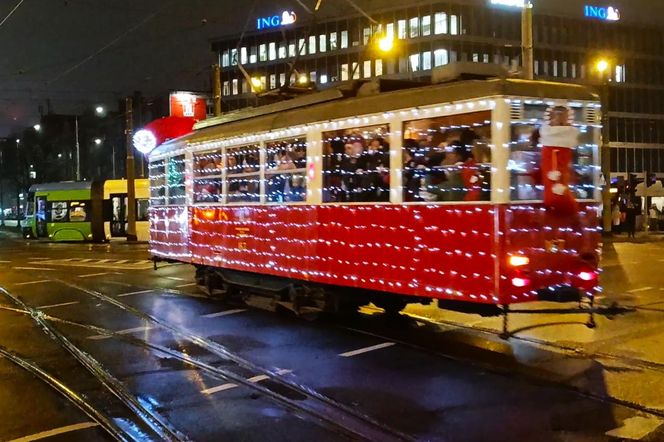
[341, 30, 349, 48]
[319, 34, 327, 52]
[553, 60, 558, 77]
[232, 78, 238, 95]
[231, 48, 238, 65]
[472, 53, 479, 62]
[434, 12, 448, 35]
[422, 15, 431, 36]
[269, 74, 276, 89]
[278, 44, 286, 59]
[269, 42, 277, 60]
[222, 81, 230, 96]
[483, 54, 489, 63]
[309, 35, 316, 54]
[615, 65, 625, 82]
[352, 62, 360, 79]
[422, 51, 432, 70]
[571, 63, 577, 78]
[386, 23, 395, 39]
[534, 60, 539, 75]
[409, 53, 420, 71]
[240, 47, 248, 64]
[341, 63, 349, 81]
[310, 71, 317, 82]
[330, 32, 338, 50]
[249, 47, 257, 64]
[259, 44, 267, 62]
[363, 27, 371, 45]
[363, 60, 372, 78]
[222, 50, 230, 67]
[320, 74, 328, 84]
[298, 38, 306, 54]
[397, 20, 407, 39]
[409, 17, 419, 38]
[279, 73, 286, 86]
[434, 48, 448, 67]
[288, 41, 296, 57]
[241, 79, 248, 94]
[375, 59, 383, 76]
[450, 15, 459, 35]
[562, 61, 568, 77]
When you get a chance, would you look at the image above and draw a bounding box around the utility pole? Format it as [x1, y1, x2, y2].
[521, 1, 534, 80]
[213, 64, 222, 116]
[599, 70, 613, 234]
[75, 116, 81, 180]
[125, 97, 137, 241]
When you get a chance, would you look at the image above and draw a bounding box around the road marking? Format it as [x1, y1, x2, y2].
[627, 286, 654, 293]
[0, 260, 11, 263]
[165, 276, 187, 281]
[13, 279, 51, 287]
[202, 309, 247, 318]
[38, 301, 79, 310]
[605, 416, 663, 440]
[339, 342, 396, 358]
[201, 369, 292, 395]
[78, 272, 113, 278]
[175, 282, 197, 288]
[8, 422, 100, 442]
[27, 257, 51, 261]
[117, 289, 153, 297]
[87, 325, 153, 340]
[12, 267, 56, 271]
[27, 258, 153, 270]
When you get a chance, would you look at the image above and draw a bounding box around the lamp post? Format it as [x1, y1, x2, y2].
[596, 58, 613, 234]
[125, 97, 137, 242]
[521, 1, 534, 80]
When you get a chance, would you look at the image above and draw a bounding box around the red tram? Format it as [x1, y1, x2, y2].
[148, 77, 602, 324]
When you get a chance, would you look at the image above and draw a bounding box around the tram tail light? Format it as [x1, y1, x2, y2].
[511, 277, 530, 288]
[508, 255, 530, 267]
[578, 271, 597, 282]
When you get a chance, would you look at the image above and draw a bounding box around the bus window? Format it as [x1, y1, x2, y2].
[69, 201, 89, 222]
[225, 144, 260, 204]
[265, 137, 307, 203]
[149, 160, 166, 205]
[137, 199, 149, 221]
[51, 202, 68, 222]
[322, 124, 390, 203]
[403, 111, 492, 202]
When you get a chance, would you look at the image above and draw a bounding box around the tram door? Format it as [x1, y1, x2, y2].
[35, 196, 48, 238]
[110, 193, 128, 237]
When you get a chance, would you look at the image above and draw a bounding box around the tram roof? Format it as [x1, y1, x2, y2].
[28, 181, 93, 193]
[151, 77, 598, 157]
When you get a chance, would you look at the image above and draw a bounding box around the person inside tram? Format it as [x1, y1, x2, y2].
[423, 143, 469, 202]
[340, 140, 364, 202]
[403, 138, 426, 202]
[363, 137, 390, 202]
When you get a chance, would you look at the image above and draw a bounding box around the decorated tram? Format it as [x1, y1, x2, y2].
[147, 76, 602, 323]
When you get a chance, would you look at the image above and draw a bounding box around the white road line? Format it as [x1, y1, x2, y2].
[627, 286, 654, 293]
[38, 301, 79, 310]
[339, 342, 396, 358]
[0, 260, 11, 263]
[117, 289, 153, 297]
[27, 257, 51, 261]
[201, 369, 292, 395]
[165, 276, 187, 281]
[114, 259, 129, 264]
[605, 416, 663, 440]
[87, 325, 153, 340]
[12, 267, 56, 271]
[8, 422, 100, 442]
[13, 279, 51, 287]
[175, 282, 197, 288]
[202, 308, 247, 319]
[78, 272, 112, 278]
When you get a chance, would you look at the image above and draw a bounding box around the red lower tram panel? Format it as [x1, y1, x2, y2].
[149, 203, 601, 309]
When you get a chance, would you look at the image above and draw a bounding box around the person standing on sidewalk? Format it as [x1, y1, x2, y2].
[650, 205, 660, 232]
[625, 201, 637, 239]
[612, 203, 622, 234]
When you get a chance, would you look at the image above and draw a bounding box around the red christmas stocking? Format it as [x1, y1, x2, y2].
[540, 125, 579, 216]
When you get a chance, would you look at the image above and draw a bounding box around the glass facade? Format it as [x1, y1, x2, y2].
[213, 1, 664, 176]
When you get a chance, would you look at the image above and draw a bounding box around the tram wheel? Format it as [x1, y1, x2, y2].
[374, 298, 408, 316]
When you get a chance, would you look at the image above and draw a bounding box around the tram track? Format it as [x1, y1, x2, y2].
[4, 278, 415, 442]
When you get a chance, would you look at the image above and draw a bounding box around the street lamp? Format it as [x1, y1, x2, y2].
[250, 77, 263, 92]
[33, 124, 41, 132]
[94, 138, 102, 145]
[596, 59, 610, 75]
[377, 34, 394, 53]
[95, 106, 105, 115]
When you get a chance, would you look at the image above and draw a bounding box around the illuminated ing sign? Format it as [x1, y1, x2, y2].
[584, 5, 620, 21]
[256, 11, 297, 30]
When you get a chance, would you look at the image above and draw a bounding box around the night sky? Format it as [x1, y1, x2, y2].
[0, 0, 660, 136]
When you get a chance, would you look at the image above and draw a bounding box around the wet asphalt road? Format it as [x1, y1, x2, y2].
[0, 229, 660, 441]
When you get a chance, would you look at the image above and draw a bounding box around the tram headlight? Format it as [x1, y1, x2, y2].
[511, 277, 530, 288]
[508, 255, 530, 267]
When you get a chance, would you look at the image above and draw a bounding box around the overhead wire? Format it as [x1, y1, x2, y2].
[0, 0, 25, 29]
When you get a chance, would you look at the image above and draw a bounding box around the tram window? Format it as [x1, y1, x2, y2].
[402, 111, 492, 202]
[149, 160, 166, 206]
[226, 144, 260, 203]
[137, 199, 149, 222]
[510, 104, 598, 201]
[69, 201, 88, 222]
[322, 124, 390, 203]
[50, 201, 68, 222]
[166, 155, 186, 205]
[193, 149, 223, 203]
[265, 137, 307, 203]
